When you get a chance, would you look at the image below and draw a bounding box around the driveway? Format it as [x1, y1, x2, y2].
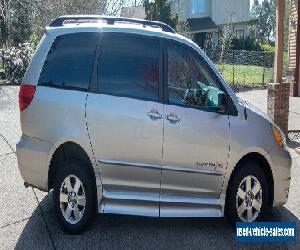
[0, 86, 299, 249]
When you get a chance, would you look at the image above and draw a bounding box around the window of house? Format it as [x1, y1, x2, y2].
[236, 30, 245, 39]
[167, 42, 223, 109]
[39, 32, 99, 90]
[192, 0, 205, 15]
[98, 33, 160, 102]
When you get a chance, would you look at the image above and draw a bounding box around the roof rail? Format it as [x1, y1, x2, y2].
[49, 15, 175, 33]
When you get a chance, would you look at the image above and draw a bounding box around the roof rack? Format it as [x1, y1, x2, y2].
[49, 15, 175, 33]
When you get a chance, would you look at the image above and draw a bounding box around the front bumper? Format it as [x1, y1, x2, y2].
[268, 146, 292, 206]
[16, 135, 53, 192]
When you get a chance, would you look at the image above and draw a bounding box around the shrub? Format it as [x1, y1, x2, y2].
[230, 36, 261, 51]
[259, 43, 275, 52]
[2, 43, 34, 84]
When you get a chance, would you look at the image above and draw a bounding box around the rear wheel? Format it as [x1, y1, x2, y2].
[53, 161, 96, 234]
[226, 161, 269, 223]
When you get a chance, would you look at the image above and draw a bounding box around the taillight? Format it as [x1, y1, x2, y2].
[19, 84, 36, 111]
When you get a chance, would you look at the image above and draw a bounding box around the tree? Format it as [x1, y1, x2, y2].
[175, 20, 193, 40]
[1, 0, 33, 46]
[11, 0, 33, 45]
[283, 0, 291, 50]
[1, 0, 127, 45]
[143, 0, 178, 28]
[257, 0, 273, 43]
[254, 0, 289, 47]
[269, 0, 291, 49]
[31, 0, 126, 39]
[250, 0, 260, 17]
[0, 0, 13, 45]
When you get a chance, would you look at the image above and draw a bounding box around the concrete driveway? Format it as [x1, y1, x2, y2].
[0, 86, 299, 249]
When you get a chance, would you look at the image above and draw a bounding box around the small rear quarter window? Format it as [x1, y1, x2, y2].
[38, 32, 99, 90]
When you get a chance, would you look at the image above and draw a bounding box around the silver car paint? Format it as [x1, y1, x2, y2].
[160, 104, 230, 216]
[86, 94, 163, 216]
[19, 26, 102, 190]
[16, 22, 291, 218]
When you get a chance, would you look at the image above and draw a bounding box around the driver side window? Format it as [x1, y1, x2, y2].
[167, 42, 222, 109]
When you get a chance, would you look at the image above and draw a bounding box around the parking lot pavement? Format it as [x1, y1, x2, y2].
[0, 86, 299, 249]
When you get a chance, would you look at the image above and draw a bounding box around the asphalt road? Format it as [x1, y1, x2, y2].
[0, 86, 299, 249]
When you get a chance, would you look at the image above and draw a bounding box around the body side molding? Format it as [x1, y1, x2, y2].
[98, 159, 223, 175]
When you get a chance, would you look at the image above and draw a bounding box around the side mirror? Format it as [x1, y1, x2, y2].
[217, 91, 226, 113]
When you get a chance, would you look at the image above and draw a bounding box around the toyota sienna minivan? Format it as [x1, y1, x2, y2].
[16, 15, 291, 234]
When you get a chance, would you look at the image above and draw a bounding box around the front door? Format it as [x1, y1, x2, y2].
[86, 33, 163, 216]
[160, 41, 230, 216]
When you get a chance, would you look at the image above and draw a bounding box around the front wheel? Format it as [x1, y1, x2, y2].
[53, 161, 97, 234]
[226, 162, 269, 223]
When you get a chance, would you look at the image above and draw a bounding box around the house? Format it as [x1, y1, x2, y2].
[120, 5, 146, 19]
[170, 0, 253, 48]
[121, 0, 254, 49]
[287, 0, 300, 97]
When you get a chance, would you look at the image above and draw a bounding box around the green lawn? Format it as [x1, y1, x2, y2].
[215, 64, 274, 84]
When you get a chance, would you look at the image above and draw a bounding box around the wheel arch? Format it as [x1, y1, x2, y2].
[48, 141, 95, 190]
[225, 152, 274, 208]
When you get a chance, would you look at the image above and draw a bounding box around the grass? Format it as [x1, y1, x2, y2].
[215, 63, 274, 85]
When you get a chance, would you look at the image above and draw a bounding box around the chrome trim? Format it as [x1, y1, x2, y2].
[101, 199, 159, 217]
[98, 159, 161, 170]
[162, 165, 222, 175]
[160, 195, 221, 205]
[103, 189, 159, 202]
[98, 159, 223, 175]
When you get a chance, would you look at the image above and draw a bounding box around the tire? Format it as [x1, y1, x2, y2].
[53, 160, 97, 234]
[225, 161, 269, 224]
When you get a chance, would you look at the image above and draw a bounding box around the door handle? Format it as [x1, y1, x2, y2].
[166, 112, 180, 123]
[147, 109, 162, 120]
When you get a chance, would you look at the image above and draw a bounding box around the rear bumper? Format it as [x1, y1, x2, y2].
[16, 135, 52, 191]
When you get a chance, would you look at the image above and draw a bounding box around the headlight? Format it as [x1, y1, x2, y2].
[272, 125, 285, 146]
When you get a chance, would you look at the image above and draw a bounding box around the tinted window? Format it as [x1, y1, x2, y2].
[98, 33, 160, 101]
[39, 32, 99, 89]
[167, 42, 223, 109]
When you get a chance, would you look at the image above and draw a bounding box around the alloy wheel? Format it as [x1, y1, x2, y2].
[59, 175, 86, 224]
[236, 175, 262, 222]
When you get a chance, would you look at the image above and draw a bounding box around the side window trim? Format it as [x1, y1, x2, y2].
[164, 38, 237, 116]
[158, 39, 164, 103]
[89, 32, 103, 93]
[96, 32, 163, 103]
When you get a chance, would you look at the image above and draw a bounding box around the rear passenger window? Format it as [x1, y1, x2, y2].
[38, 32, 99, 90]
[98, 33, 160, 101]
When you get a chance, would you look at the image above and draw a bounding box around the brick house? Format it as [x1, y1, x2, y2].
[287, 0, 300, 97]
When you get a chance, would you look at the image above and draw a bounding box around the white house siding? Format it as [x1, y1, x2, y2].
[211, 0, 250, 25]
[174, 0, 250, 25]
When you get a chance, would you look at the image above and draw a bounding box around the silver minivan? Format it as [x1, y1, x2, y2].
[16, 16, 291, 234]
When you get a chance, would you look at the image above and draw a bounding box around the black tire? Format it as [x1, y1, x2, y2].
[53, 160, 97, 234]
[225, 161, 270, 224]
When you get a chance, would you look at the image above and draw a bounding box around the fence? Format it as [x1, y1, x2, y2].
[204, 49, 281, 86]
